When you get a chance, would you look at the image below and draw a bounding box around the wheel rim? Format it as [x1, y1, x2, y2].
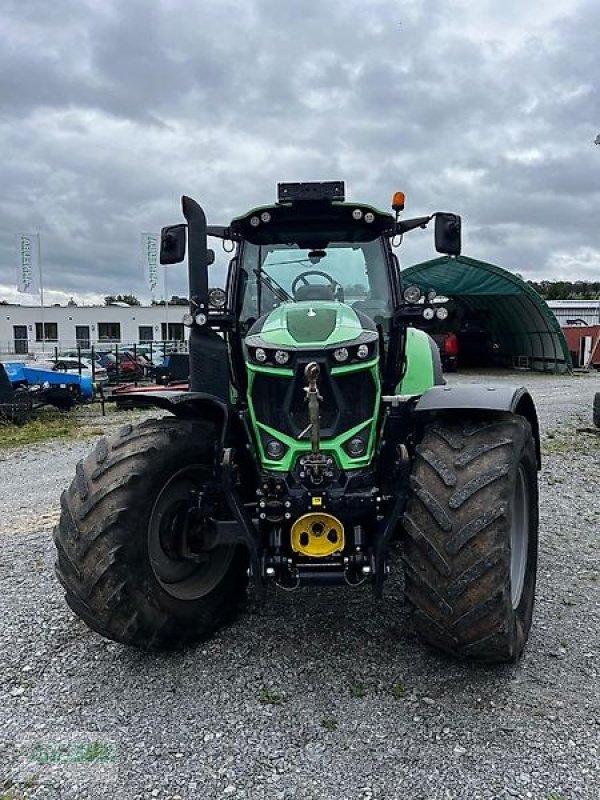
[510, 464, 529, 609]
[148, 466, 235, 601]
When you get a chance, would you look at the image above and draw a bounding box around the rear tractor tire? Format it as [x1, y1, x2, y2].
[54, 417, 248, 649]
[402, 414, 538, 663]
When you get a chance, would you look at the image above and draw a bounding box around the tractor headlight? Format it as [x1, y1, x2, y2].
[183, 310, 207, 327]
[364, 212, 375, 223]
[436, 307, 449, 320]
[208, 288, 226, 309]
[274, 350, 290, 365]
[426, 289, 437, 302]
[333, 347, 349, 363]
[260, 211, 271, 223]
[254, 348, 267, 363]
[356, 344, 369, 359]
[403, 285, 422, 304]
[266, 439, 285, 459]
[347, 437, 366, 457]
[250, 216, 260, 227]
[352, 208, 363, 220]
[423, 307, 435, 321]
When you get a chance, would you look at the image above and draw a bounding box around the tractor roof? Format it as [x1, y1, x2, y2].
[230, 181, 395, 247]
[230, 200, 395, 247]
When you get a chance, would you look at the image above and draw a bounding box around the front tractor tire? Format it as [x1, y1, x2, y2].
[402, 414, 538, 663]
[54, 418, 248, 649]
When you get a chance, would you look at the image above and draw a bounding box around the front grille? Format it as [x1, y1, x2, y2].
[250, 374, 290, 432]
[335, 372, 376, 431]
[289, 365, 338, 433]
[250, 360, 376, 439]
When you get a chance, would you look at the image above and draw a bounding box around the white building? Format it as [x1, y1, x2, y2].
[547, 300, 600, 327]
[0, 303, 189, 356]
[4, 298, 599, 357]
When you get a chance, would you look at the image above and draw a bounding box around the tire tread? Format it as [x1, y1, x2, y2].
[402, 413, 538, 663]
[54, 416, 247, 649]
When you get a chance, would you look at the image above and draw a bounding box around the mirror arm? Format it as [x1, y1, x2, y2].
[393, 215, 433, 235]
[206, 225, 236, 241]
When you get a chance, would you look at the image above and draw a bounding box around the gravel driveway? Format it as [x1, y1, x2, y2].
[1, 372, 599, 799]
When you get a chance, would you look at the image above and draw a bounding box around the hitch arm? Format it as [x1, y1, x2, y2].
[220, 448, 264, 599]
[373, 444, 411, 598]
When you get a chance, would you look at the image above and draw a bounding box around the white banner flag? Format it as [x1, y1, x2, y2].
[17, 233, 40, 294]
[141, 233, 159, 292]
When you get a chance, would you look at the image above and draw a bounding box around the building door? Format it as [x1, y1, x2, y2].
[75, 325, 90, 349]
[13, 325, 28, 355]
[581, 336, 593, 367]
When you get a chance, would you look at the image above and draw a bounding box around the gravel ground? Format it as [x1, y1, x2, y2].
[0, 371, 599, 800]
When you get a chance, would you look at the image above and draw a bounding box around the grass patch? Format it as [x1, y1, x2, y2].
[392, 681, 407, 699]
[1, 775, 38, 800]
[349, 682, 367, 698]
[542, 429, 576, 456]
[259, 687, 287, 706]
[0, 409, 80, 449]
[321, 718, 338, 732]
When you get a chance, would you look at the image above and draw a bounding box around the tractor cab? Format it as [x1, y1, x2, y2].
[229, 183, 399, 332]
[237, 237, 394, 328]
[157, 182, 460, 400]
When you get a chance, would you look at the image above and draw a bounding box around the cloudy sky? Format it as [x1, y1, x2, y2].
[1, 0, 598, 306]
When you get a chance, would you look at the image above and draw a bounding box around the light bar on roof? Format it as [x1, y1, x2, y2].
[277, 181, 345, 203]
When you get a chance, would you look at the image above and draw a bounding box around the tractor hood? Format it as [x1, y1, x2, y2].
[245, 301, 373, 349]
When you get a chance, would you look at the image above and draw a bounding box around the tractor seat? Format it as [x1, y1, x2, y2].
[294, 284, 336, 302]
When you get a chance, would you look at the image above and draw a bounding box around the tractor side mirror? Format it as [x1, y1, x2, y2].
[434, 213, 461, 256]
[160, 224, 187, 264]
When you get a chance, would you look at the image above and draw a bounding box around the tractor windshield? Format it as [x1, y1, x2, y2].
[239, 239, 393, 324]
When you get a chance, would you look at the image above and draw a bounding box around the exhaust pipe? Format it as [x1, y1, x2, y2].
[181, 195, 209, 320]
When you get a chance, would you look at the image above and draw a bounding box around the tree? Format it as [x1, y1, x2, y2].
[527, 280, 600, 300]
[119, 294, 141, 306]
[104, 294, 141, 306]
[151, 295, 189, 306]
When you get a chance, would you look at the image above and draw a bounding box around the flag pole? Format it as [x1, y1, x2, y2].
[37, 233, 45, 351]
[164, 266, 169, 344]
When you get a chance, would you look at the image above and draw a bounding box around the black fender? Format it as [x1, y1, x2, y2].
[414, 384, 541, 468]
[115, 389, 228, 436]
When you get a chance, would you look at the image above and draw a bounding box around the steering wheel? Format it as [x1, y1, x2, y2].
[291, 270, 338, 297]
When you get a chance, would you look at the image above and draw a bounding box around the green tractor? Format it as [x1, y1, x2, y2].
[54, 182, 540, 662]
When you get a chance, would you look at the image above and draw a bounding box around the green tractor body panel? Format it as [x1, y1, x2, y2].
[245, 300, 381, 472]
[396, 327, 439, 395]
[247, 301, 367, 348]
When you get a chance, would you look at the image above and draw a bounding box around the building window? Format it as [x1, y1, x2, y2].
[138, 325, 154, 342]
[35, 322, 58, 341]
[161, 323, 184, 341]
[98, 322, 121, 342]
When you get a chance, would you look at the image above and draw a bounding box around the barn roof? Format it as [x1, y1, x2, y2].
[402, 255, 572, 373]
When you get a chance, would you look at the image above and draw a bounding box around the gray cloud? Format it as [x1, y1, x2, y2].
[1, 0, 599, 304]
